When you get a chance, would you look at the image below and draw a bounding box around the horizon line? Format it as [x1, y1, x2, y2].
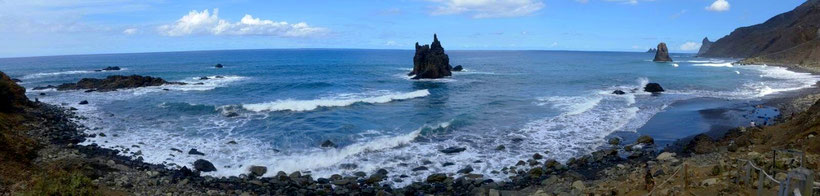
[0, 47, 696, 59]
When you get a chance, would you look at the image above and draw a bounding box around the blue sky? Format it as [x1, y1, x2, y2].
[0, 0, 805, 57]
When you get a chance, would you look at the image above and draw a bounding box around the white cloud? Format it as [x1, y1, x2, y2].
[605, 0, 654, 5]
[158, 9, 326, 37]
[679, 42, 701, 51]
[429, 0, 545, 18]
[122, 28, 138, 35]
[706, 0, 730, 12]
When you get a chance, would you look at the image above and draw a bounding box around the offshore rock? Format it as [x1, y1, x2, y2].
[57, 75, 184, 92]
[653, 42, 673, 62]
[408, 34, 452, 79]
[644, 83, 665, 93]
[194, 159, 217, 172]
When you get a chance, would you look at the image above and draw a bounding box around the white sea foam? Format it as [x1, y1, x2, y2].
[21, 68, 129, 80]
[537, 95, 603, 116]
[21, 70, 94, 79]
[242, 90, 430, 112]
[693, 62, 734, 67]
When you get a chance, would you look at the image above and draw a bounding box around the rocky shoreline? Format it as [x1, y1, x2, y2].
[4, 64, 820, 195]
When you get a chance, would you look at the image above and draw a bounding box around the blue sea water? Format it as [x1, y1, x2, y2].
[1, 49, 817, 185]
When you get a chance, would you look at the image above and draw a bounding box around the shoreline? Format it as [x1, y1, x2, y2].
[4, 62, 820, 195]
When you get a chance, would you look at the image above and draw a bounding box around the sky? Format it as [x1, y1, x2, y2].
[0, 0, 807, 57]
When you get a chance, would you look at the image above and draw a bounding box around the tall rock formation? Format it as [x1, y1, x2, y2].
[408, 34, 452, 79]
[653, 42, 673, 62]
[701, 0, 820, 66]
[0, 71, 30, 112]
[697, 37, 714, 56]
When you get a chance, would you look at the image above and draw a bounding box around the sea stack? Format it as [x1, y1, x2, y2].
[697, 37, 713, 56]
[653, 42, 672, 62]
[408, 34, 452, 79]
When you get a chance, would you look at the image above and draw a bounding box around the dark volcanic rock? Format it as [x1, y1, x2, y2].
[194, 159, 217, 172]
[653, 42, 673, 62]
[11, 78, 21, 83]
[215, 64, 224, 68]
[33, 85, 56, 90]
[686, 134, 716, 154]
[56, 75, 184, 92]
[697, 37, 714, 56]
[249, 165, 268, 177]
[644, 83, 664, 93]
[452, 65, 463, 72]
[321, 140, 337, 148]
[636, 135, 655, 145]
[647, 48, 658, 53]
[440, 146, 466, 154]
[188, 149, 205, 156]
[0, 71, 31, 112]
[79, 100, 89, 105]
[408, 34, 452, 79]
[612, 90, 626, 95]
[102, 66, 121, 71]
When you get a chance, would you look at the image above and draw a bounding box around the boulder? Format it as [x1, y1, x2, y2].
[608, 137, 621, 145]
[249, 165, 267, 177]
[408, 34, 452, 79]
[440, 146, 466, 154]
[56, 75, 184, 92]
[320, 140, 337, 148]
[644, 83, 664, 93]
[79, 100, 89, 105]
[194, 159, 217, 172]
[653, 42, 673, 62]
[0, 71, 30, 112]
[33, 85, 56, 90]
[457, 166, 473, 174]
[188, 149, 206, 156]
[686, 134, 716, 154]
[612, 90, 626, 95]
[215, 64, 224, 68]
[102, 66, 121, 71]
[412, 166, 428, 171]
[426, 173, 447, 183]
[452, 65, 464, 72]
[656, 152, 677, 161]
[636, 135, 654, 145]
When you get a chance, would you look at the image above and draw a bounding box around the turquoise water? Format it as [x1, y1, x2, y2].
[1, 49, 817, 185]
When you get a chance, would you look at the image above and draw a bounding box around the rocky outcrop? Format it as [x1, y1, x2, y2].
[701, 0, 820, 67]
[193, 159, 216, 172]
[452, 65, 463, 72]
[697, 37, 714, 56]
[102, 66, 121, 71]
[56, 75, 184, 92]
[644, 83, 665, 93]
[215, 64, 224, 69]
[653, 43, 672, 62]
[408, 34, 452, 79]
[646, 48, 657, 53]
[0, 71, 30, 112]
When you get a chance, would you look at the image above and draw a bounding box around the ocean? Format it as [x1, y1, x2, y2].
[1, 49, 817, 186]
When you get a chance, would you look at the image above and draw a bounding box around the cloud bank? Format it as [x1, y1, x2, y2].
[158, 9, 326, 37]
[429, 0, 545, 18]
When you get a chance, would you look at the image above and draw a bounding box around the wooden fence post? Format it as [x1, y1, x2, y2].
[758, 169, 765, 196]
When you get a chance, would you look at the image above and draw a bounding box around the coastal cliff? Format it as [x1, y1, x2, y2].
[702, 0, 820, 69]
[409, 34, 452, 79]
[696, 37, 713, 56]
